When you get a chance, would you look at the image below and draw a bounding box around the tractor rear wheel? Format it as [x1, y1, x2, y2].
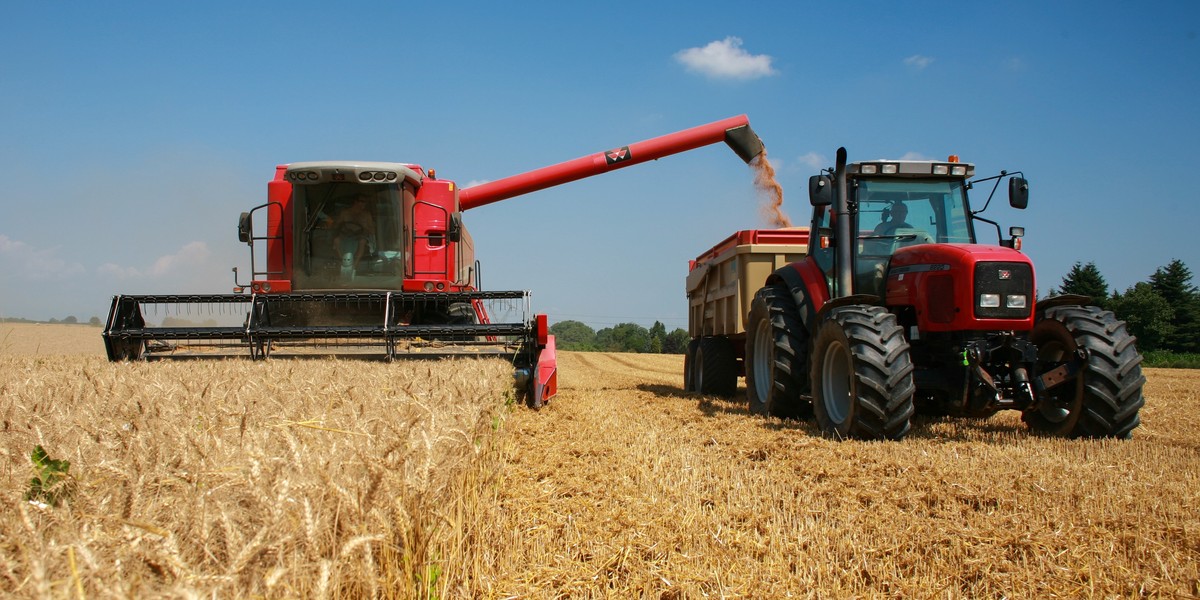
[1024, 305, 1145, 438]
[745, 284, 811, 418]
[810, 305, 915, 440]
[695, 336, 737, 397]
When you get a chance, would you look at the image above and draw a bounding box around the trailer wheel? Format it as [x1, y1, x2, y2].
[683, 339, 700, 392]
[695, 336, 737, 397]
[810, 305, 915, 440]
[1024, 305, 1145, 438]
[745, 284, 811, 418]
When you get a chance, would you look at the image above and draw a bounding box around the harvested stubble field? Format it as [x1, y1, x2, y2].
[1, 323, 1198, 598]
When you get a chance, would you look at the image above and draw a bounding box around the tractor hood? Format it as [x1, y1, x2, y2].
[887, 243, 1036, 333]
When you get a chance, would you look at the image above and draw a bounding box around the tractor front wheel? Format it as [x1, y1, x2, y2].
[810, 305, 914, 440]
[1024, 305, 1145, 438]
[745, 284, 811, 419]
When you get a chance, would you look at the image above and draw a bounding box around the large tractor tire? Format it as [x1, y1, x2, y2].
[694, 336, 738, 397]
[1024, 305, 1145, 438]
[745, 284, 812, 419]
[810, 305, 915, 440]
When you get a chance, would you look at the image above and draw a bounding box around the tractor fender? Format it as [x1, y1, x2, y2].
[1034, 294, 1093, 321]
[814, 294, 883, 323]
[766, 258, 831, 335]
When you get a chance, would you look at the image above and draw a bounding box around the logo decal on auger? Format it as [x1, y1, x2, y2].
[605, 146, 631, 165]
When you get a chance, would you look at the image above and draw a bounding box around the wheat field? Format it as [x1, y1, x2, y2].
[2, 323, 1198, 598]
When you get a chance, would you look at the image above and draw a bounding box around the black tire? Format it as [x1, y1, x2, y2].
[683, 338, 700, 392]
[526, 362, 545, 410]
[695, 336, 737, 397]
[810, 305, 915, 440]
[745, 284, 811, 418]
[1023, 305, 1145, 438]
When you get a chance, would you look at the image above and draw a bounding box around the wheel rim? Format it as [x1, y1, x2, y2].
[821, 339, 853, 425]
[1036, 335, 1076, 424]
[752, 319, 773, 405]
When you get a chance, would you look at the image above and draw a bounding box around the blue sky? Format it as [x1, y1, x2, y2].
[2, 2, 1198, 331]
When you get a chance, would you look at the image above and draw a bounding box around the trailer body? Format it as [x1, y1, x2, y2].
[683, 229, 808, 395]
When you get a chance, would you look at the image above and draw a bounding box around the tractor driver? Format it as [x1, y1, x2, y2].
[873, 201, 912, 236]
[332, 194, 376, 274]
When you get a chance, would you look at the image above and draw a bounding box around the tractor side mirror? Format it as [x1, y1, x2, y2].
[237, 212, 252, 243]
[809, 175, 833, 206]
[1008, 177, 1029, 209]
[447, 212, 463, 243]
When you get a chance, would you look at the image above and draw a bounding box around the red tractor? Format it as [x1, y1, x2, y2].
[715, 148, 1143, 439]
[103, 116, 766, 407]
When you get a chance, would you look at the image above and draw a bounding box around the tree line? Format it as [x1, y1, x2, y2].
[549, 320, 690, 354]
[1051, 258, 1199, 353]
[2, 316, 103, 326]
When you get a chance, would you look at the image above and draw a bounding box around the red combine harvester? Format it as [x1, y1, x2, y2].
[103, 115, 766, 406]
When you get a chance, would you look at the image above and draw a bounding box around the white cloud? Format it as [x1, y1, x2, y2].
[796, 152, 829, 171]
[96, 241, 211, 279]
[904, 54, 934, 70]
[674, 37, 777, 80]
[0, 234, 86, 280]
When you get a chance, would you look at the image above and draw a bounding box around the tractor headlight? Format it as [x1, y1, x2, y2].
[979, 293, 1001, 308]
[1006, 294, 1027, 309]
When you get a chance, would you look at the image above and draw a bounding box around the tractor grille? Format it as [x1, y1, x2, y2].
[973, 262, 1033, 320]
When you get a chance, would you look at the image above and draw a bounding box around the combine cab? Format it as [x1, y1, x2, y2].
[105, 115, 767, 406]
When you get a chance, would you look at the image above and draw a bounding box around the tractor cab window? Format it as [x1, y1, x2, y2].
[293, 182, 405, 289]
[857, 178, 972, 249]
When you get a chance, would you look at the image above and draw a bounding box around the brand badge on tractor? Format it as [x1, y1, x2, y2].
[605, 146, 631, 165]
[999, 269, 1011, 280]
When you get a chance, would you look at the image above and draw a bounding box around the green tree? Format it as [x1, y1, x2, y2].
[1109, 282, 1174, 352]
[1052, 261, 1110, 308]
[1149, 259, 1200, 352]
[648, 321, 667, 354]
[663, 328, 690, 354]
[600, 322, 651, 353]
[550, 320, 597, 351]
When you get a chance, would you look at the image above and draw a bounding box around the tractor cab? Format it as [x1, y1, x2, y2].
[808, 157, 1027, 299]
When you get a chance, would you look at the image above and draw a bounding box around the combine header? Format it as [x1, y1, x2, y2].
[104, 115, 766, 406]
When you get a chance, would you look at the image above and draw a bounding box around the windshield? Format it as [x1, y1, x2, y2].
[857, 178, 972, 246]
[292, 182, 405, 289]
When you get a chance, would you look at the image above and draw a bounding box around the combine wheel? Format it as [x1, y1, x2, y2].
[745, 284, 811, 418]
[694, 336, 737, 397]
[1024, 305, 1145, 438]
[683, 339, 700, 392]
[810, 305, 915, 440]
